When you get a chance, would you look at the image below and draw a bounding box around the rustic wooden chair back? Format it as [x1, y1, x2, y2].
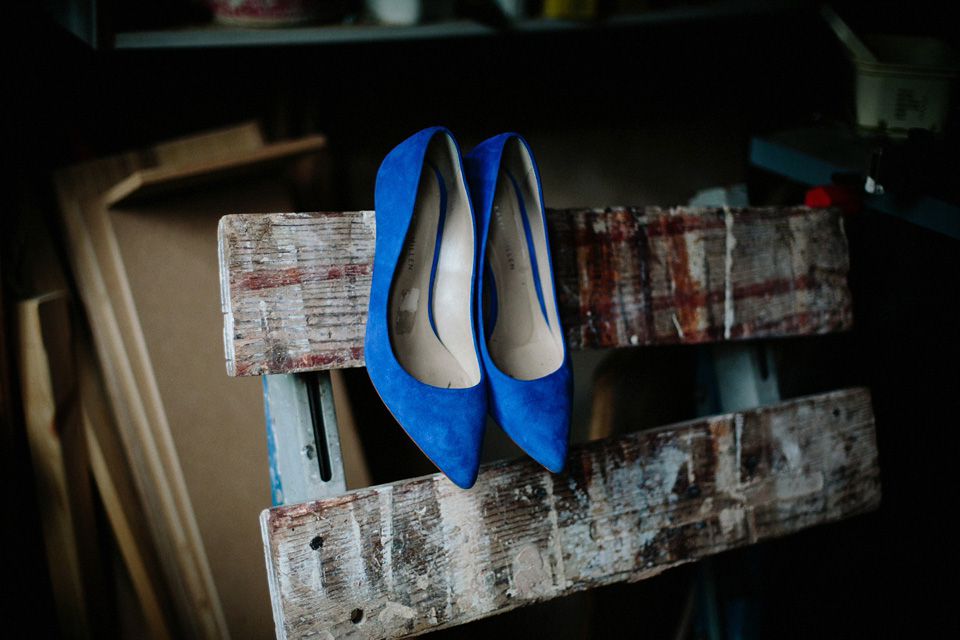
[218, 206, 880, 640]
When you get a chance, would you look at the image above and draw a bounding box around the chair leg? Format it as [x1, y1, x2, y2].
[697, 342, 780, 415]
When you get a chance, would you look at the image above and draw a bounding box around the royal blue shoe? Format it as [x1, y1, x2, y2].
[365, 127, 487, 489]
[465, 133, 572, 473]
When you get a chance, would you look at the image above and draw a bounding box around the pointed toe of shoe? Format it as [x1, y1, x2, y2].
[365, 339, 487, 488]
[516, 427, 568, 473]
[413, 430, 482, 489]
[365, 126, 487, 490]
[388, 384, 487, 489]
[438, 454, 482, 490]
[510, 408, 570, 473]
[487, 364, 572, 474]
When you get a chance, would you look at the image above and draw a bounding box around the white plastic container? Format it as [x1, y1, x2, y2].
[365, 0, 423, 25]
[853, 35, 958, 134]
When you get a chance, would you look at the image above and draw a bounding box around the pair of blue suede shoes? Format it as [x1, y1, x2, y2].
[364, 127, 572, 489]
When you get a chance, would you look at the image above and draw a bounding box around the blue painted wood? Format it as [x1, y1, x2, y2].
[263, 373, 347, 506]
[264, 377, 284, 507]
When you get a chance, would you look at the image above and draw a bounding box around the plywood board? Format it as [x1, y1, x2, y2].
[54, 122, 331, 639]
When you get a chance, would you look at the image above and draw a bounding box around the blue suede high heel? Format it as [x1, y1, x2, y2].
[465, 134, 572, 473]
[365, 127, 487, 489]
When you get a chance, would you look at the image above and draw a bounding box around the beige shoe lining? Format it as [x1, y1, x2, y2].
[389, 133, 481, 389]
[486, 139, 565, 381]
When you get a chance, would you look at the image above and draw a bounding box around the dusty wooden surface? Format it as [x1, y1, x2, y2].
[262, 387, 879, 639]
[220, 206, 852, 376]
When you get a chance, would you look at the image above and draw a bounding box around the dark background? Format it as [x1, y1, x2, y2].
[3, 1, 958, 638]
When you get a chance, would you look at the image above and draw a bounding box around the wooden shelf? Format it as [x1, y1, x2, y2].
[750, 125, 960, 240]
[46, 0, 806, 50]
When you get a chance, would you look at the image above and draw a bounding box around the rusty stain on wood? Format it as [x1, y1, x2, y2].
[220, 206, 852, 376]
[262, 388, 879, 639]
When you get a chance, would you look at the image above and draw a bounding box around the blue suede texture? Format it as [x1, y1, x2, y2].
[465, 133, 573, 473]
[365, 127, 486, 489]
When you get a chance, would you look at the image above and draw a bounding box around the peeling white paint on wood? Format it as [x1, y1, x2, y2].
[711, 416, 742, 498]
[542, 473, 568, 592]
[435, 476, 496, 619]
[769, 409, 805, 472]
[376, 487, 395, 594]
[719, 507, 746, 537]
[377, 602, 415, 629]
[672, 313, 685, 338]
[724, 206, 737, 340]
[262, 388, 880, 639]
[511, 545, 551, 598]
[220, 207, 853, 376]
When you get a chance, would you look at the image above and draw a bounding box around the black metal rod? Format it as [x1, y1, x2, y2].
[305, 372, 333, 482]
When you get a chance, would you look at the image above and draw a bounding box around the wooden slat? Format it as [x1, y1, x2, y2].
[219, 206, 852, 376]
[150, 121, 263, 167]
[262, 388, 880, 639]
[78, 336, 176, 640]
[19, 292, 105, 638]
[55, 124, 266, 640]
[105, 134, 328, 207]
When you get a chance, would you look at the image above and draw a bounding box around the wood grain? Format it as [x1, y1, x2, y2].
[55, 122, 356, 639]
[105, 134, 328, 207]
[219, 206, 852, 376]
[19, 292, 104, 638]
[262, 387, 879, 639]
[55, 124, 267, 640]
[78, 336, 176, 640]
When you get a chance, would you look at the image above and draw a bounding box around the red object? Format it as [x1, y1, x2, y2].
[805, 185, 861, 214]
[207, 1, 340, 26]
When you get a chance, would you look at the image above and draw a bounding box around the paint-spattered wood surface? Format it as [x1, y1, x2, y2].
[219, 207, 852, 376]
[262, 388, 879, 640]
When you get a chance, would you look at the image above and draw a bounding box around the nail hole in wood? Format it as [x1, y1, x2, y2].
[309, 536, 323, 551]
[350, 608, 364, 624]
[833, 408, 841, 418]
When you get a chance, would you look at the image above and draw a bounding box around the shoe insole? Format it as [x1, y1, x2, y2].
[389, 157, 480, 389]
[486, 161, 564, 380]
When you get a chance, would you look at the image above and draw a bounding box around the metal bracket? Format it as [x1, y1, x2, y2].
[263, 371, 347, 506]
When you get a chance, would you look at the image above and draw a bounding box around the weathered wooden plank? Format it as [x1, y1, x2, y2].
[262, 387, 879, 639]
[220, 207, 852, 376]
